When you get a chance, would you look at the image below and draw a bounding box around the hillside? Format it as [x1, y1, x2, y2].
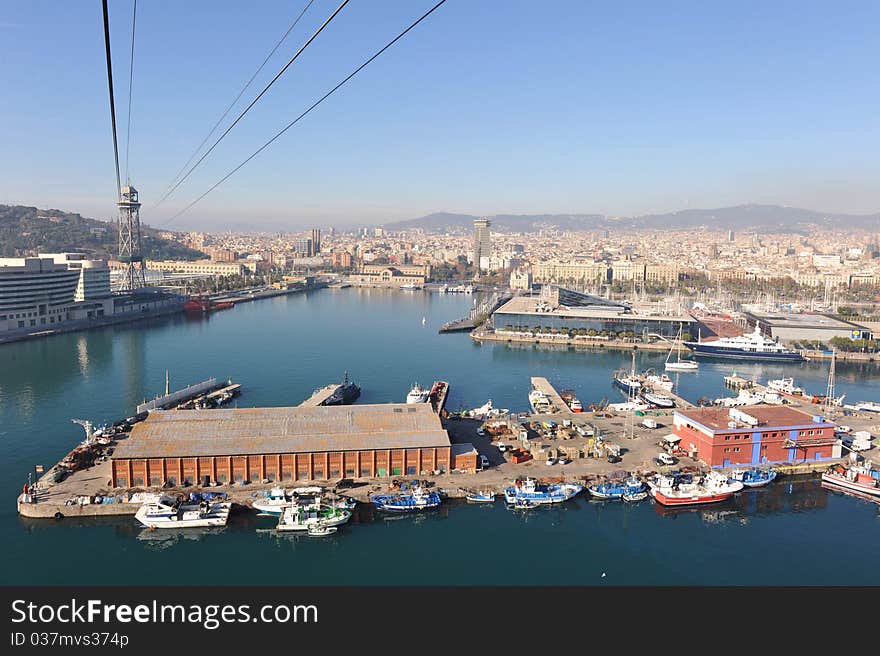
[0, 205, 205, 260]
[382, 204, 880, 233]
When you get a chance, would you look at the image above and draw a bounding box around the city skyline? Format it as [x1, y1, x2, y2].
[1, 1, 879, 230]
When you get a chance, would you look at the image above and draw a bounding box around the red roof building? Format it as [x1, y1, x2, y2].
[672, 405, 837, 468]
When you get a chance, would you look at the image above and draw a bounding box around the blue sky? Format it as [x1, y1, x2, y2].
[1, 0, 878, 231]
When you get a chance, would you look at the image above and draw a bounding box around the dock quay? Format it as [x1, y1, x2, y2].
[430, 380, 450, 415]
[530, 377, 574, 416]
[724, 374, 755, 390]
[471, 328, 672, 352]
[299, 384, 342, 407]
[17, 369, 878, 523]
[136, 376, 240, 414]
[439, 293, 512, 334]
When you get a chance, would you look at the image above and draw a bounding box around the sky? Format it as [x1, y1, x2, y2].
[1, 0, 878, 231]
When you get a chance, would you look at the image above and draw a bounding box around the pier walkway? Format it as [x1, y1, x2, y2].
[299, 384, 340, 407]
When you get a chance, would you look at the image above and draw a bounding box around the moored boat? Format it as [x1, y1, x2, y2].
[684, 322, 805, 362]
[136, 497, 231, 529]
[820, 462, 880, 498]
[647, 470, 744, 506]
[503, 477, 582, 505]
[641, 391, 675, 408]
[465, 490, 496, 503]
[252, 486, 293, 515]
[275, 501, 352, 532]
[370, 481, 442, 512]
[646, 373, 674, 391]
[665, 327, 699, 371]
[730, 467, 778, 488]
[406, 383, 430, 404]
[622, 489, 649, 502]
[588, 476, 647, 500]
[306, 523, 338, 536]
[528, 389, 552, 414]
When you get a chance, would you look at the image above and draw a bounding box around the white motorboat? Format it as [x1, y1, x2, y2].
[307, 524, 338, 536]
[252, 486, 293, 516]
[646, 373, 674, 391]
[528, 389, 552, 414]
[406, 383, 430, 404]
[136, 498, 231, 529]
[641, 391, 675, 408]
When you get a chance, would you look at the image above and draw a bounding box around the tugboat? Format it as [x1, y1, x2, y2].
[503, 477, 582, 505]
[560, 390, 584, 413]
[323, 371, 361, 405]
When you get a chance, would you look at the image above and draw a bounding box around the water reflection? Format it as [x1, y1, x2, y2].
[653, 479, 831, 523]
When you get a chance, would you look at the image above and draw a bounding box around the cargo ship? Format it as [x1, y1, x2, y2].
[184, 295, 234, 314]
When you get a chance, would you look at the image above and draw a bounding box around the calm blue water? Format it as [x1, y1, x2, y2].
[3, 289, 879, 585]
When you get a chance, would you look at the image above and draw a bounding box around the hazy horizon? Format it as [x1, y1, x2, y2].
[2, 1, 879, 231]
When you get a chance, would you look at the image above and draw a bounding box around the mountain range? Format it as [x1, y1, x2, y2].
[381, 204, 880, 234]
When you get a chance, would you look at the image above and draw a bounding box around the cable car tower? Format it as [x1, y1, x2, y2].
[117, 185, 145, 290]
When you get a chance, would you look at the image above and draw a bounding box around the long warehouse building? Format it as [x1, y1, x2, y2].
[110, 403, 476, 487]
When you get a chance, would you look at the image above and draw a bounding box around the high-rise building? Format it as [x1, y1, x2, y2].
[311, 229, 321, 254]
[295, 238, 313, 258]
[472, 218, 492, 271]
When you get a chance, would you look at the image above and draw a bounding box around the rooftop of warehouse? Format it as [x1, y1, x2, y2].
[676, 405, 833, 432]
[112, 403, 451, 459]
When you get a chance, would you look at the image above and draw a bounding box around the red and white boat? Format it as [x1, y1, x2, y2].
[647, 470, 744, 506]
[821, 462, 880, 498]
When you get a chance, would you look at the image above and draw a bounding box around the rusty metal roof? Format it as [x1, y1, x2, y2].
[112, 403, 451, 459]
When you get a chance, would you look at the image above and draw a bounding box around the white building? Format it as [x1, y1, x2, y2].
[0, 253, 113, 334]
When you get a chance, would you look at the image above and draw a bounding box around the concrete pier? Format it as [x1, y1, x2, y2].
[299, 384, 341, 407]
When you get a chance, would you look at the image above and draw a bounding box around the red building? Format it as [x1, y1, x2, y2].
[672, 405, 837, 468]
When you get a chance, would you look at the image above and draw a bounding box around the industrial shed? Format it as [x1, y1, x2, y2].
[110, 403, 474, 488]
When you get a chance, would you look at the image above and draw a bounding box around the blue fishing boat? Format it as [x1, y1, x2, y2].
[503, 477, 582, 505]
[730, 467, 777, 488]
[370, 481, 442, 513]
[587, 476, 647, 500]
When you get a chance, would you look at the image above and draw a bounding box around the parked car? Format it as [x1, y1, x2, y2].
[478, 455, 490, 469]
[655, 452, 676, 466]
[546, 457, 557, 466]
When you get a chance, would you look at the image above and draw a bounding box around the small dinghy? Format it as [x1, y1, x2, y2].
[307, 523, 338, 536]
[622, 489, 649, 503]
[465, 490, 495, 503]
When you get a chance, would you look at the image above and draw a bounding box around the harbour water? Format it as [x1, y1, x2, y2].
[3, 289, 880, 584]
